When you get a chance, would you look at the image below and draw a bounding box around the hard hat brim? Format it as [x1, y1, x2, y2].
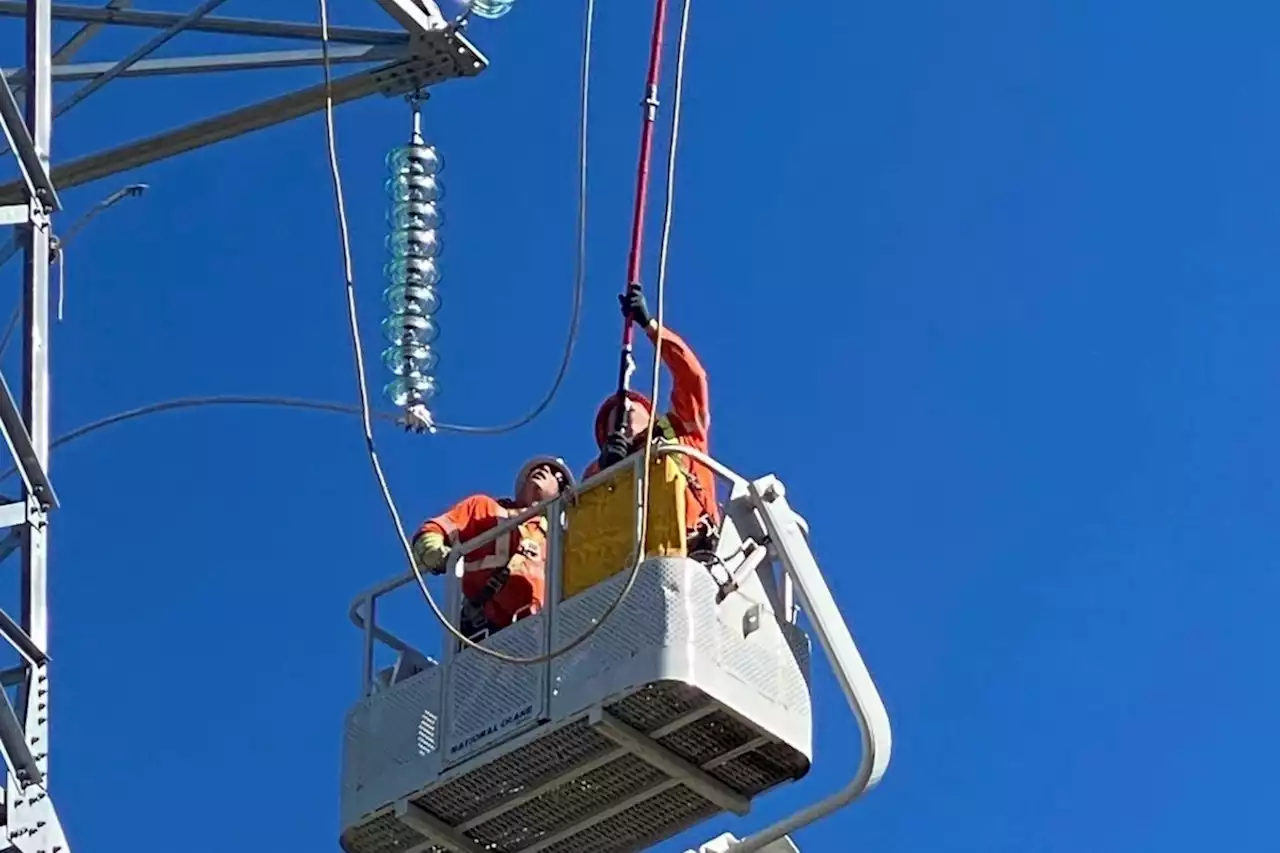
[515, 456, 575, 497]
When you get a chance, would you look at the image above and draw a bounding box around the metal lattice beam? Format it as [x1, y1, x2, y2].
[372, 0, 445, 34]
[54, 0, 232, 117]
[0, 5, 489, 852]
[0, 684, 39, 786]
[0, 605, 48, 667]
[5, 43, 404, 81]
[0, 66, 393, 202]
[0, 27, 487, 202]
[48, 0, 133, 64]
[0, 2, 66, 851]
[0, 364, 54, 508]
[8, 0, 132, 99]
[0, 1, 410, 45]
[0, 64, 57, 209]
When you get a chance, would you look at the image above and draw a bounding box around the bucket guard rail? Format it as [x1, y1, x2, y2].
[346, 445, 892, 849]
[347, 451, 652, 688]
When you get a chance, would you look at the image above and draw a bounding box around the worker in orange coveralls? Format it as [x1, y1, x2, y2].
[586, 288, 720, 551]
[411, 457, 574, 638]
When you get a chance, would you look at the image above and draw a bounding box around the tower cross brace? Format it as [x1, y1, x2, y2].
[0, 3, 487, 849]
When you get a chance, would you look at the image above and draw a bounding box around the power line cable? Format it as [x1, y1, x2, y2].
[317, 0, 680, 664]
[0, 184, 148, 358]
[438, 10, 590, 436]
[0, 396, 397, 485]
[1, 1, 697, 667]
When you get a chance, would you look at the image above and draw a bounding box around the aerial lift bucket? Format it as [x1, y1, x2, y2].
[340, 447, 891, 853]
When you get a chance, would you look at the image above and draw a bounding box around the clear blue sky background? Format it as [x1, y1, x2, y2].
[0, 1, 1275, 851]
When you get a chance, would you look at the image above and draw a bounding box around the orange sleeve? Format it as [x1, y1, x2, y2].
[648, 324, 709, 444]
[415, 494, 499, 545]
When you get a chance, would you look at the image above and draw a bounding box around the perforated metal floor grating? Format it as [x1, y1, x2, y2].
[341, 810, 438, 853]
[417, 719, 619, 825]
[341, 681, 811, 853]
[607, 681, 711, 733]
[537, 784, 721, 853]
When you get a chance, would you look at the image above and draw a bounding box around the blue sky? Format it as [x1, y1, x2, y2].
[0, 0, 1276, 851]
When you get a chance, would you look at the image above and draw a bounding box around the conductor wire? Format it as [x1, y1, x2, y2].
[318, 0, 677, 664]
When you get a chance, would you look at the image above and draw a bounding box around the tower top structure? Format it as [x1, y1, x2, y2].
[0, 4, 487, 850]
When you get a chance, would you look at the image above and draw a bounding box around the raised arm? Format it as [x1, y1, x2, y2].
[620, 288, 711, 444]
[645, 321, 709, 443]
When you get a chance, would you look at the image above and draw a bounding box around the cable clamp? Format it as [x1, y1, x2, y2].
[402, 404, 437, 435]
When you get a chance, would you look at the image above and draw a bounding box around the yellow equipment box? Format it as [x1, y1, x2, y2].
[561, 455, 688, 600]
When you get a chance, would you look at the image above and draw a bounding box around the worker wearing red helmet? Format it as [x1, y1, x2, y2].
[586, 289, 720, 546]
[412, 456, 574, 637]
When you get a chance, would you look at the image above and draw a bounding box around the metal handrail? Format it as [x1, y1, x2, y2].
[347, 445, 751, 686]
[637, 444, 890, 852]
[348, 450, 678, 681]
[348, 453, 639, 630]
[654, 443, 747, 489]
[736, 483, 891, 851]
[348, 442, 892, 846]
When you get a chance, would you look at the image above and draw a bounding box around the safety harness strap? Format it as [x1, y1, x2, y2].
[654, 415, 716, 522]
[459, 518, 545, 636]
[460, 566, 511, 636]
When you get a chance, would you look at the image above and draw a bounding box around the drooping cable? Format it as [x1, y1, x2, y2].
[419, 4, 592, 437]
[54, 241, 65, 321]
[0, 183, 148, 358]
[318, 0, 672, 664]
[0, 368, 650, 486]
[4, 0, 695, 666]
[315, 0, 482, 652]
[0, 395, 400, 484]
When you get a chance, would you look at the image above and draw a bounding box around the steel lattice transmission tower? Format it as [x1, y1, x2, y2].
[0, 3, 487, 850]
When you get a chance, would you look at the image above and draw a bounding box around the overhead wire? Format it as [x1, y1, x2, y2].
[462, 0, 695, 665]
[0, 183, 148, 358]
[316, 0, 685, 664]
[313, 0, 491, 648]
[5, 0, 695, 664]
[0, 390, 607, 486]
[438, 7, 590, 437]
[0, 395, 401, 485]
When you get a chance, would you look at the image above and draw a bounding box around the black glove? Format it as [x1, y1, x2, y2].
[620, 288, 651, 327]
[460, 602, 488, 638]
[598, 429, 632, 469]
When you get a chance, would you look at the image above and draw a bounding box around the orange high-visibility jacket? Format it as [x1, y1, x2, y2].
[413, 495, 548, 630]
[586, 324, 719, 534]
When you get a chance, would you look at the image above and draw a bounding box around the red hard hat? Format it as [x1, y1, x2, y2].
[593, 390, 653, 447]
